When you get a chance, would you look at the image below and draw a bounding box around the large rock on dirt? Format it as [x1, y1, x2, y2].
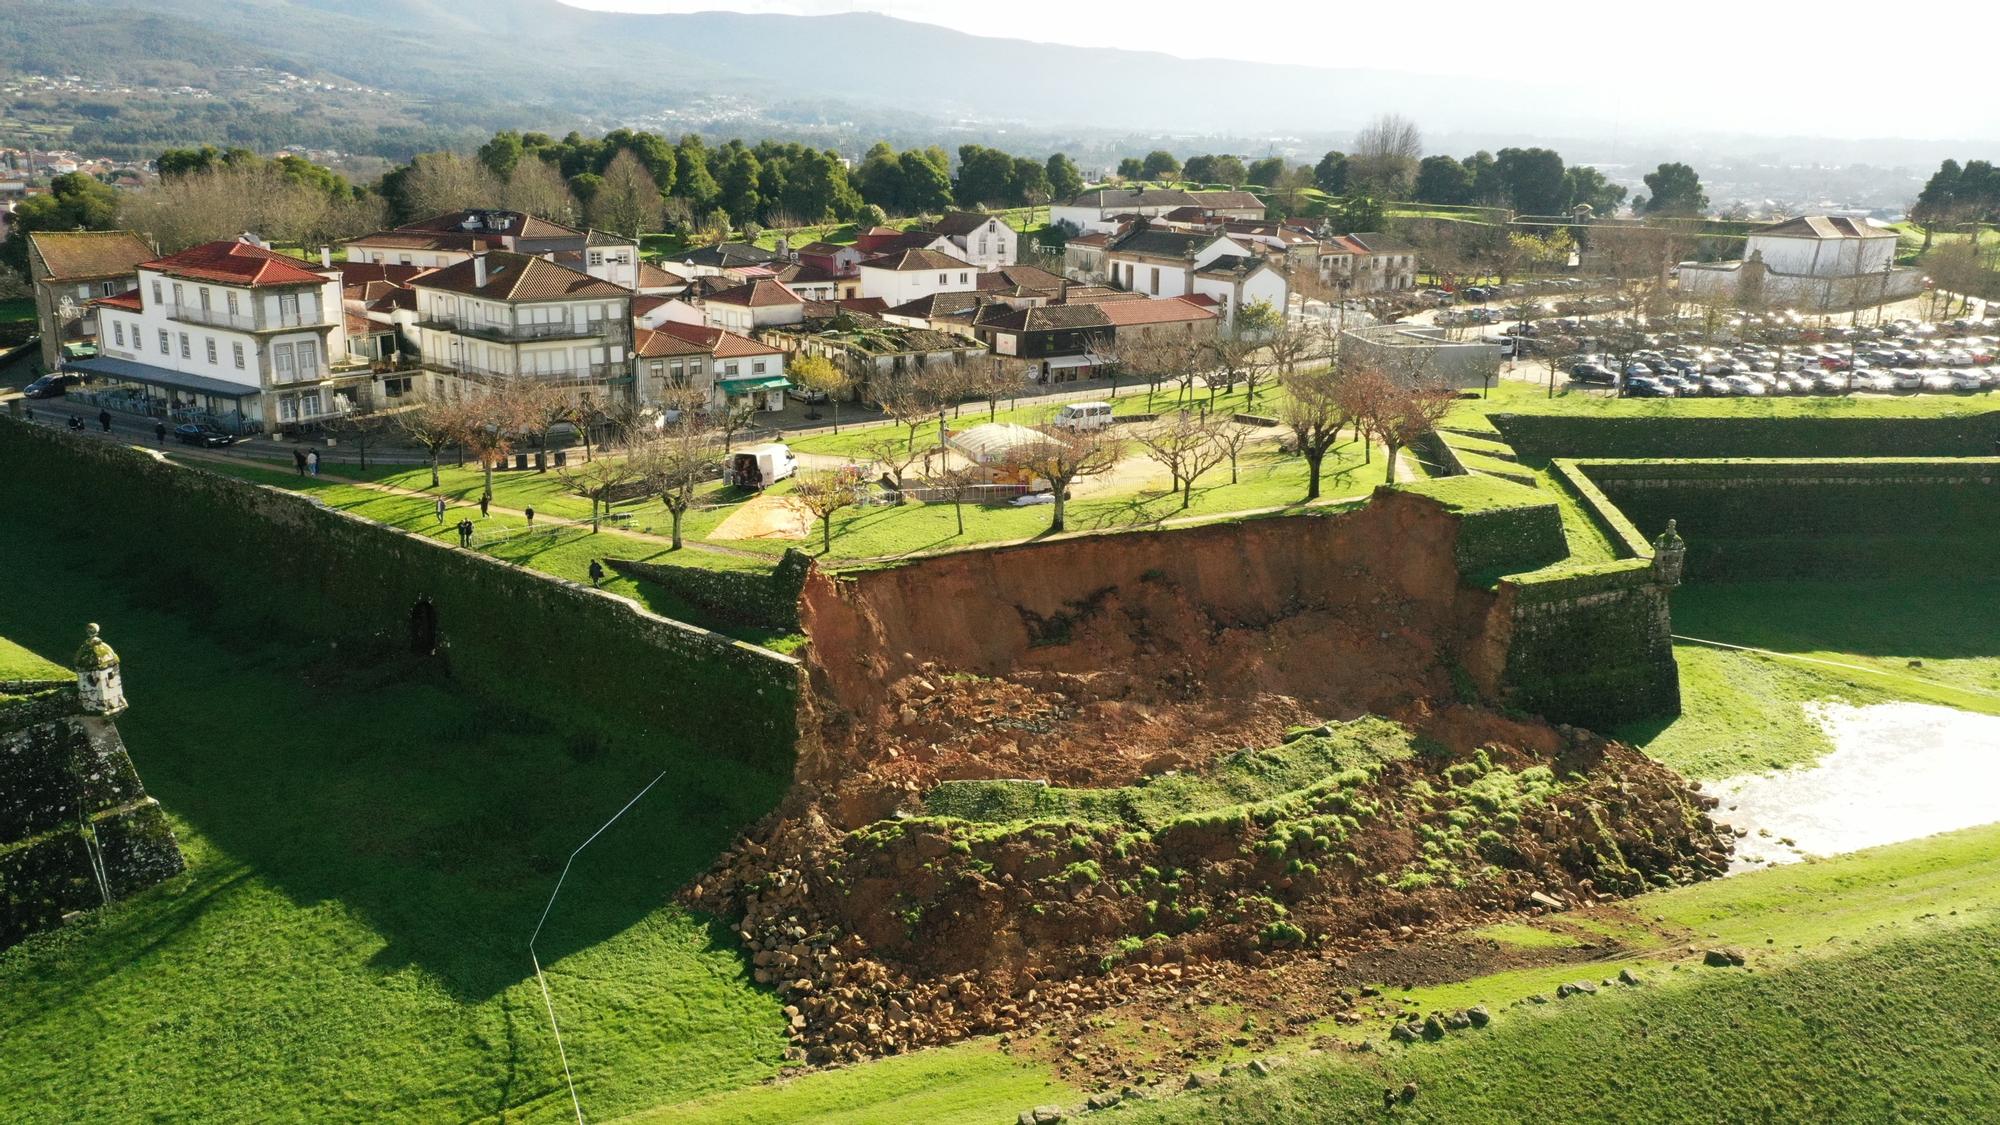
[1703, 948, 1745, 968]
[1556, 980, 1599, 998]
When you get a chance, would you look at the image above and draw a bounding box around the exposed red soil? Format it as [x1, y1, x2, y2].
[688, 493, 1729, 1067]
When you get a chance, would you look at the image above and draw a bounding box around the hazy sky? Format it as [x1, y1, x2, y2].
[561, 1, 2000, 140]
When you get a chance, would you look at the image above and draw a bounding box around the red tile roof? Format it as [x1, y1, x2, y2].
[338, 262, 429, 288]
[26, 230, 155, 281]
[639, 321, 781, 359]
[415, 251, 629, 302]
[1094, 298, 1218, 326]
[91, 288, 145, 312]
[708, 278, 806, 307]
[143, 240, 333, 288]
[861, 248, 975, 273]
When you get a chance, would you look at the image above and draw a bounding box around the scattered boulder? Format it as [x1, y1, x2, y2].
[1703, 948, 1745, 968]
[1023, 1105, 1065, 1125]
[1445, 1010, 1473, 1031]
[1401, 1081, 1421, 1104]
[1528, 890, 1565, 911]
[1556, 980, 1598, 998]
[1085, 1091, 1122, 1111]
[1528, 993, 1549, 1004]
[1467, 1005, 1491, 1028]
[1618, 968, 1643, 987]
[1248, 1058, 1273, 1077]
[1390, 1021, 1422, 1043]
[1184, 1072, 1208, 1089]
[1422, 1015, 1447, 1040]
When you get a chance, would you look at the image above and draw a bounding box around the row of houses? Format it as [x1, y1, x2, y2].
[23, 190, 1419, 434]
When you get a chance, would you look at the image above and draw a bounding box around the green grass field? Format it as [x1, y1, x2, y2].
[0, 297, 37, 325]
[0, 634, 66, 681]
[0, 511, 794, 1124]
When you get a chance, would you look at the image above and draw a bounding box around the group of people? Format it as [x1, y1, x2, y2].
[291, 448, 320, 476]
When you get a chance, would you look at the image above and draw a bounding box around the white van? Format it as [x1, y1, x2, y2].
[1052, 401, 1114, 430]
[725, 442, 797, 489]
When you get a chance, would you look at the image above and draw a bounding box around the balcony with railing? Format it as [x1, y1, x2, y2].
[167, 302, 337, 333]
[415, 313, 610, 343]
[421, 358, 632, 386]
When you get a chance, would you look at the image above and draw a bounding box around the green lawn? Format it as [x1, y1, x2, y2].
[724, 437, 1380, 563]
[1487, 380, 2000, 418]
[1617, 579, 2000, 779]
[0, 296, 37, 325]
[0, 634, 66, 681]
[0, 515, 793, 1123]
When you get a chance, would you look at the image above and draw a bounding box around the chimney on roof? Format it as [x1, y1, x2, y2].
[473, 253, 487, 289]
[320, 246, 331, 268]
[1059, 278, 1070, 304]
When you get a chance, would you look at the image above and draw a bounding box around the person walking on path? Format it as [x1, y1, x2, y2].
[588, 559, 605, 587]
[154, 420, 167, 445]
[306, 448, 319, 477]
[98, 409, 112, 433]
[294, 448, 307, 476]
[479, 493, 490, 518]
[523, 505, 535, 530]
[434, 496, 446, 524]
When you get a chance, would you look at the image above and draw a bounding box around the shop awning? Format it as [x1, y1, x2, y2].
[64, 355, 259, 399]
[61, 343, 98, 360]
[1044, 352, 1110, 370]
[717, 376, 791, 395]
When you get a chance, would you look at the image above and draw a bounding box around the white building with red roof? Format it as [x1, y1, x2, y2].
[633, 322, 789, 413]
[79, 237, 368, 433]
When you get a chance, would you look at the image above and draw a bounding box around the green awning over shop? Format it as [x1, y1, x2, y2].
[716, 376, 790, 395]
[62, 343, 99, 360]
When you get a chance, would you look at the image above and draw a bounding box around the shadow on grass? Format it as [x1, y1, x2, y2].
[1674, 579, 2000, 662]
[0, 519, 788, 1004]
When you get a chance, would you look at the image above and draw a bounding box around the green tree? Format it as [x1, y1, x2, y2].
[717, 145, 764, 226]
[856, 141, 903, 211]
[1117, 156, 1145, 179]
[1, 172, 122, 271]
[1140, 150, 1181, 181]
[1463, 150, 1501, 205]
[1641, 162, 1708, 216]
[1045, 153, 1084, 200]
[1561, 165, 1627, 217]
[899, 150, 954, 214]
[1494, 147, 1568, 215]
[1413, 155, 1472, 205]
[1009, 156, 1049, 205]
[675, 135, 719, 209]
[954, 145, 1017, 208]
[1314, 150, 1349, 194]
[477, 131, 526, 179]
[1245, 157, 1286, 189]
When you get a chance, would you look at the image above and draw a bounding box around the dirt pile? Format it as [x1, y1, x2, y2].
[692, 715, 1727, 1064]
[687, 493, 1728, 1066]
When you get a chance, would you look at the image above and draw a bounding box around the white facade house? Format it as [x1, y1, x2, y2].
[411, 251, 633, 401]
[929, 212, 1018, 268]
[1102, 229, 1242, 296]
[1678, 215, 1920, 310]
[1190, 255, 1290, 325]
[80, 238, 359, 433]
[1052, 188, 1265, 234]
[634, 323, 790, 413]
[699, 279, 807, 333]
[857, 248, 980, 306]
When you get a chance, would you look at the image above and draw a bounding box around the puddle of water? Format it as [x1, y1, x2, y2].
[1704, 702, 2000, 873]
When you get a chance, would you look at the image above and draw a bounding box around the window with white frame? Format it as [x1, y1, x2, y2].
[273, 343, 295, 381]
[199, 287, 211, 310]
[297, 340, 319, 378]
[158, 329, 170, 355]
[151, 280, 162, 305]
[588, 251, 604, 266]
[205, 338, 217, 364]
[178, 333, 190, 359]
[232, 342, 245, 369]
[172, 282, 184, 306]
[113, 322, 124, 347]
[226, 291, 238, 315]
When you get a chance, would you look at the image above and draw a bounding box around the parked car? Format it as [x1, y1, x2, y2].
[1723, 374, 1766, 396]
[1623, 376, 1676, 398]
[1053, 401, 1116, 430]
[174, 423, 235, 447]
[22, 373, 80, 399]
[787, 387, 829, 405]
[1569, 363, 1617, 385]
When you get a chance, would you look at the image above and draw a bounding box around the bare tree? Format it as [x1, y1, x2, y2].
[790, 469, 861, 554]
[511, 381, 575, 470]
[930, 463, 987, 536]
[400, 152, 500, 220]
[1133, 411, 1228, 508]
[717, 395, 761, 452]
[1211, 418, 1256, 484]
[503, 158, 579, 226]
[323, 409, 394, 471]
[1001, 427, 1124, 533]
[559, 443, 643, 532]
[1350, 114, 1422, 198]
[1279, 365, 1352, 500]
[398, 397, 471, 488]
[860, 432, 929, 498]
[589, 150, 666, 239]
[1344, 367, 1455, 484]
[634, 410, 719, 549]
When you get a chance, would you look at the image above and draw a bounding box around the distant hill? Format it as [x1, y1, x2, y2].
[2, 0, 1600, 138]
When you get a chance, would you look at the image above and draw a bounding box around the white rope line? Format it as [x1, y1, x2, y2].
[528, 770, 668, 1125]
[1672, 634, 2000, 700]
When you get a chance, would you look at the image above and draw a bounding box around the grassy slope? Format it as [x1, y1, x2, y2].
[0, 519, 792, 1124]
[0, 297, 37, 325]
[0, 635, 66, 680]
[630, 820, 2000, 1123]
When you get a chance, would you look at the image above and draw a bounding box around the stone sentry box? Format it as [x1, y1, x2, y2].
[0, 626, 184, 948]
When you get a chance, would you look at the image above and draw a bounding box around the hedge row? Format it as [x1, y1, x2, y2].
[606, 550, 812, 632]
[1491, 411, 2000, 459]
[0, 419, 804, 771]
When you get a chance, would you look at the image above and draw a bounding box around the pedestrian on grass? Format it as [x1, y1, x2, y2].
[98, 409, 112, 433]
[293, 448, 307, 476]
[306, 448, 319, 477]
[434, 496, 446, 524]
[588, 559, 604, 587]
[154, 420, 167, 445]
[457, 518, 474, 548]
[479, 492, 490, 518]
[523, 505, 535, 530]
